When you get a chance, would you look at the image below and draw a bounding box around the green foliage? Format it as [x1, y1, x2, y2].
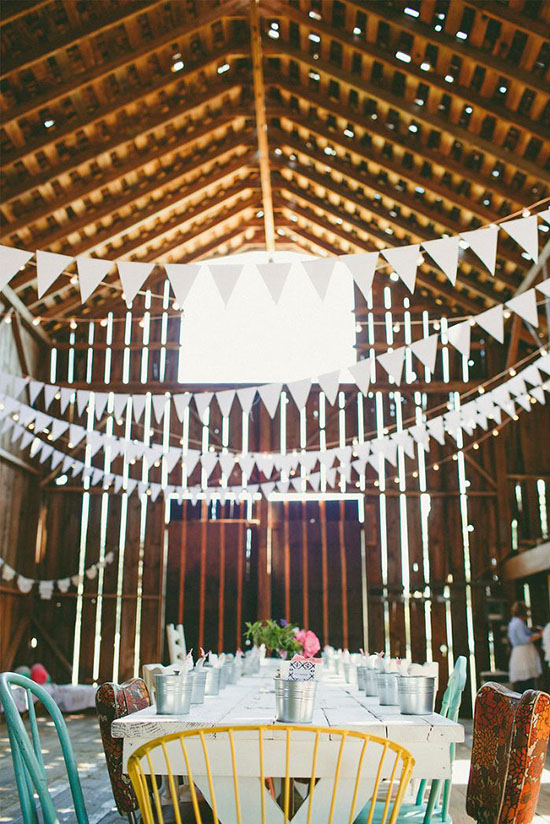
[244, 619, 302, 655]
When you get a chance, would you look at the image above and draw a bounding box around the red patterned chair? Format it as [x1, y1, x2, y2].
[96, 677, 151, 823]
[466, 682, 550, 824]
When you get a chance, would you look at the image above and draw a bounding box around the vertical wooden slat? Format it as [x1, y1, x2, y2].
[338, 500, 349, 649]
[319, 500, 329, 646]
[301, 502, 309, 629]
[178, 503, 187, 625]
[198, 502, 207, 652]
[218, 518, 226, 653]
[236, 523, 244, 649]
[283, 500, 290, 621]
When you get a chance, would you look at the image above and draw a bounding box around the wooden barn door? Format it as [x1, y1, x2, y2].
[166, 501, 258, 655]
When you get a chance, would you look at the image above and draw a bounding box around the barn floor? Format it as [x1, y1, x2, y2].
[1, 713, 549, 824]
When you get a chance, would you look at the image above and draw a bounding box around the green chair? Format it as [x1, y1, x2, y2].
[0, 671, 89, 824]
[356, 656, 468, 824]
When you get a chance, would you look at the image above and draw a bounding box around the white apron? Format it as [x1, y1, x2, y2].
[509, 642, 542, 684]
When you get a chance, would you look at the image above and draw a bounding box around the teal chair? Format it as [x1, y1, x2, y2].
[356, 656, 468, 824]
[0, 671, 89, 824]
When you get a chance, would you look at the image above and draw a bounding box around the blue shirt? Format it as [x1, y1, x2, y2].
[508, 616, 533, 647]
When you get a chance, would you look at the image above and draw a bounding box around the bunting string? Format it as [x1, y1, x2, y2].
[0, 551, 115, 599]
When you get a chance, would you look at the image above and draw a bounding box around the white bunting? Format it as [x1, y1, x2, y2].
[210, 264, 242, 304]
[12, 377, 28, 399]
[150, 484, 162, 502]
[422, 236, 460, 285]
[258, 383, 282, 418]
[382, 244, 420, 293]
[522, 364, 542, 387]
[447, 321, 471, 357]
[173, 393, 191, 422]
[427, 417, 445, 445]
[218, 454, 235, 478]
[536, 279, 550, 298]
[113, 394, 129, 420]
[460, 226, 498, 275]
[338, 252, 378, 300]
[237, 386, 257, 414]
[378, 346, 406, 385]
[50, 419, 69, 441]
[152, 394, 167, 423]
[201, 453, 218, 480]
[317, 370, 341, 406]
[538, 208, 550, 225]
[184, 451, 200, 477]
[239, 454, 256, 478]
[132, 394, 146, 423]
[20, 430, 34, 451]
[36, 251, 73, 298]
[164, 263, 201, 307]
[392, 431, 416, 459]
[506, 290, 539, 327]
[300, 451, 319, 473]
[277, 480, 290, 493]
[165, 448, 182, 475]
[93, 392, 109, 420]
[50, 451, 64, 470]
[17, 575, 34, 594]
[194, 392, 213, 421]
[58, 387, 72, 413]
[515, 394, 532, 412]
[216, 389, 236, 418]
[256, 454, 274, 477]
[262, 481, 276, 496]
[0, 246, 33, 292]
[287, 378, 312, 410]
[501, 216, 539, 262]
[77, 257, 113, 303]
[76, 390, 90, 417]
[117, 261, 155, 306]
[43, 385, 58, 410]
[530, 386, 546, 405]
[348, 359, 370, 394]
[28, 380, 43, 404]
[476, 305, 504, 343]
[410, 334, 439, 374]
[302, 258, 336, 300]
[257, 262, 292, 303]
[409, 424, 430, 450]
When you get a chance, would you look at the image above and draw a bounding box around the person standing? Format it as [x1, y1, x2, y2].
[508, 601, 543, 692]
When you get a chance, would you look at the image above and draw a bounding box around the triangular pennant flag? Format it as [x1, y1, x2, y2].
[113, 393, 129, 420]
[164, 263, 201, 306]
[538, 208, 550, 225]
[117, 261, 155, 307]
[392, 431, 416, 459]
[258, 383, 282, 418]
[50, 419, 69, 441]
[150, 483, 162, 502]
[114, 475, 124, 493]
[530, 386, 546, 405]
[173, 393, 191, 422]
[216, 389, 236, 418]
[28, 380, 43, 404]
[378, 346, 406, 385]
[317, 370, 341, 406]
[300, 451, 319, 473]
[239, 453, 256, 478]
[521, 364, 542, 386]
[200, 453, 218, 480]
[77, 257, 113, 303]
[132, 394, 147, 423]
[256, 454, 274, 477]
[348, 359, 370, 394]
[0, 246, 33, 291]
[287, 378, 312, 411]
[12, 376, 28, 399]
[262, 481, 276, 496]
[57, 387, 72, 414]
[381, 244, 421, 293]
[126, 479, 138, 496]
[409, 424, 430, 450]
[257, 262, 292, 303]
[218, 454, 235, 478]
[50, 451, 64, 470]
[43, 385, 58, 410]
[338, 252, 378, 300]
[277, 480, 290, 493]
[476, 305, 504, 343]
[302, 258, 337, 300]
[308, 473, 321, 491]
[165, 447, 182, 475]
[410, 334, 438, 374]
[209, 264, 242, 304]
[194, 392, 213, 421]
[536, 279, 550, 298]
[427, 417, 446, 445]
[76, 390, 90, 417]
[237, 386, 256, 414]
[326, 467, 337, 487]
[34, 411, 52, 433]
[36, 251, 73, 298]
[447, 321, 471, 357]
[506, 290, 539, 327]
[460, 226, 498, 275]
[501, 216, 539, 262]
[422, 236, 460, 285]
[20, 430, 34, 450]
[515, 394, 532, 412]
[152, 394, 167, 423]
[93, 391, 109, 420]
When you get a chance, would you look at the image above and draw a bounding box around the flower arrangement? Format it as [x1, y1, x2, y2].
[244, 619, 320, 658]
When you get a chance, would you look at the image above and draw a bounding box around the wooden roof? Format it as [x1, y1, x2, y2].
[1, 0, 549, 329]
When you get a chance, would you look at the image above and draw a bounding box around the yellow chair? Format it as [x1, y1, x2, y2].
[127, 724, 414, 824]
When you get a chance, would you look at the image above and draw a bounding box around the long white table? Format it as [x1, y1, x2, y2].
[112, 671, 463, 823]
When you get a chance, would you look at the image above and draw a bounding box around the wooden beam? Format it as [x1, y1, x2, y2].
[249, 0, 275, 253]
[3, 617, 30, 671]
[0, 445, 40, 476]
[515, 240, 550, 295]
[501, 543, 550, 580]
[31, 616, 73, 675]
[1, 285, 51, 345]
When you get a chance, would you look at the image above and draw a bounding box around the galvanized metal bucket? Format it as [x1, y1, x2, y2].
[189, 670, 207, 704]
[220, 661, 234, 687]
[204, 666, 221, 696]
[356, 665, 368, 691]
[397, 675, 436, 715]
[364, 669, 378, 697]
[377, 673, 399, 706]
[229, 659, 242, 684]
[274, 678, 318, 724]
[155, 674, 192, 715]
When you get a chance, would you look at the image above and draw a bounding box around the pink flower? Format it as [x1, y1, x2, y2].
[295, 629, 321, 658]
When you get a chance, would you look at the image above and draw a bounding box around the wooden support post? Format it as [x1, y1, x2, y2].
[283, 500, 290, 620]
[257, 496, 272, 619]
[178, 502, 187, 625]
[301, 501, 309, 628]
[236, 523, 244, 649]
[249, 0, 275, 252]
[319, 500, 329, 646]
[338, 500, 349, 649]
[218, 518, 226, 653]
[198, 501, 207, 651]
